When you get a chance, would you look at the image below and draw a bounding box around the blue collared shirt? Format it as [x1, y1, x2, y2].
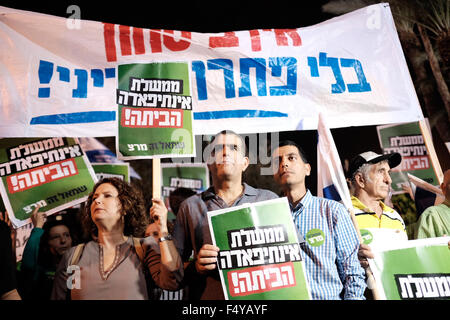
[290, 190, 366, 300]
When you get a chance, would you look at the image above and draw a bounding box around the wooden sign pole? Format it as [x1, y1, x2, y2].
[152, 158, 161, 199]
[419, 119, 444, 184]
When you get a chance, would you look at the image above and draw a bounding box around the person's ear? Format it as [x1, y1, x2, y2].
[242, 156, 250, 172]
[305, 163, 311, 176]
[354, 173, 365, 188]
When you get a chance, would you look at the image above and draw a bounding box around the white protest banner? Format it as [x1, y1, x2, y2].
[0, 4, 423, 137]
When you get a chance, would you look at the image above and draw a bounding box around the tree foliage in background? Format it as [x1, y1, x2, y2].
[323, 0, 450, 235]
[391, 193, 418, 239]
[322, 0, 450, 143]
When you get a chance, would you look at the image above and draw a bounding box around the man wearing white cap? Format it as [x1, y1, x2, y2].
[347, 151, 407, 269]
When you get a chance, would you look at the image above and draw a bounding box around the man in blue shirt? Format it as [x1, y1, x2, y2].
[272, 140, 366, 300]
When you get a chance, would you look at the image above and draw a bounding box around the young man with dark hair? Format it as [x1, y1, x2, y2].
[272, 140, 366, 300]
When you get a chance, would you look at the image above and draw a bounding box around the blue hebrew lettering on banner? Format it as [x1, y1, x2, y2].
[36, 59, 116, 100]
[34, 59, 117, 125]
[30, 111, 116, 125]
[38, 60, 54, 98]
[34, 51, 372, 124]
[307, 52, 372, 94]
[193, 110, 288, 120]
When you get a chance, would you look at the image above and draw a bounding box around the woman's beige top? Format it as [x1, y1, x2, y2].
[51, 237, 182, 300]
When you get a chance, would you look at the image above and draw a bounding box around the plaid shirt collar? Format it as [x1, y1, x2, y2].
[289, 189, 313, 219]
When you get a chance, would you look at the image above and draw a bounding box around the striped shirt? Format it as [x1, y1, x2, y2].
[290, 190, 366, 300]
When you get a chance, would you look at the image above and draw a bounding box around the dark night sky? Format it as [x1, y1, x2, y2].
[1, 1, 334, 32]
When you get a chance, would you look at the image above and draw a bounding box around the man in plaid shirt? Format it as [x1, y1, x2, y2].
[272, 140, 366, 300]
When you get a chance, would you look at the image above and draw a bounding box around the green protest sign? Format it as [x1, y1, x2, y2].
[92, 162, 130, 183]
[161, 163, 209, 220]
[208, 198, 311, 300]
[0, 138, 97, 228]
[376, 121, 440, 193]
[116, 62, 195, 160]
[369, 237, 450, 300]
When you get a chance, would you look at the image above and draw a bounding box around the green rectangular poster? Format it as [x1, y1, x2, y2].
[369, 237, 450, 300]
[207, 197, 311, 300]
[116, 62, 195, 160]
[0, 137, 97, 228]
[376, 121, 440, 194]
[161, 163, 209, 220]
[92, 162, 130, 183]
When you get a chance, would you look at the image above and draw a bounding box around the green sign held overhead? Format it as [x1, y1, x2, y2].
[117, 62, 195, 160]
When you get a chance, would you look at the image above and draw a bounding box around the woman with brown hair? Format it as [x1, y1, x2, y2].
[51, 177, 183, 300]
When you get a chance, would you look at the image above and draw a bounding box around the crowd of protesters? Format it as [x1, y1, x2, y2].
[1, 130, 449, 301]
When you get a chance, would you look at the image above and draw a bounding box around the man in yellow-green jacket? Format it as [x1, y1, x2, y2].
[416, 169, 450, 238]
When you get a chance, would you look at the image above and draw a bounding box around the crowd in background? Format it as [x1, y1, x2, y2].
[1, 130, 449, 300]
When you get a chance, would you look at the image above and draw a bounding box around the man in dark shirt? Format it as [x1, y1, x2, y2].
[173, 130, 278, 299]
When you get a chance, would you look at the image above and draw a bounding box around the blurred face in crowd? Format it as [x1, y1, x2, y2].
[358, 161, 392, 201]
[145, 222, 159, 239]
[272, 145, 311, 190]
[90, 183, 124, 229]
[207, 133, 249, 182]
[48, 225, 72, 256]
